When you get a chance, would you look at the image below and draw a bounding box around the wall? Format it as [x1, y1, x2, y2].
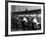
[0, 0, 46, 37]
[11, 5, 41, 12]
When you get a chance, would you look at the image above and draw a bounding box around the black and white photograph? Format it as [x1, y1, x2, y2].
[11, 6, 41, 31]
[8, 2, 45, 35]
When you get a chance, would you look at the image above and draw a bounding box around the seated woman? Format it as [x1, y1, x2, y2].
[32, 16, 41, 30]
[21, 17, 28, 30]
[27, 16, 34, 30]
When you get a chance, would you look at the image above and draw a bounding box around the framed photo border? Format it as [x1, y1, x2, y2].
[5, 1, 45, 36]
